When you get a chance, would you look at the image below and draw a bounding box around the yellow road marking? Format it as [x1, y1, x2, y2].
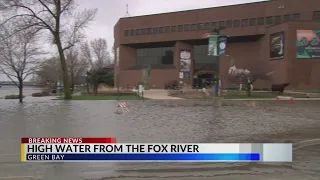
[0, 176, 33, 179]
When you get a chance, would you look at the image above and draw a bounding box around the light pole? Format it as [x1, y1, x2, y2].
[209, 26, 225, 97]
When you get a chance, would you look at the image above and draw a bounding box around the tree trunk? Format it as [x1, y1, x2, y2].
[86, 82, 90, 94]
[71, 71, 75, 92]
[55, 38, 71, 99]
[246, 84, 251, 97]
[18, 77, 23, 103]
[93, 83, 98, 96]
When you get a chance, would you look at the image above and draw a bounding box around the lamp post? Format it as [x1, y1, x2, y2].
[209, 26, 225, 97]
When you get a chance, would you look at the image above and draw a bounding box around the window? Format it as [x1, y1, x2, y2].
[165, 26, 170, 33]
[136, 29, 141, 35]
[193, 45, 218, 69]
[184, 24, 190, 31]
[241, 19, 248, 27]
[147, 28, 152, 35]
[124, 30, 129, 36]
[171, 26, 176, 32]
[283, 14, 291, 22]
[178, 25, 183, 32]
[313, 11, 320, 20]
[275, 16, 282, 24]
[292, 13, 300, 20]
[219, 21, 225, 28]
[153, 27, 158, 34]
[130, 30, 135, 36]
[233, 20, 240, 27]
[211, 22, 217, 29]
[266, 16, 273, 24]
[191, 24, 197, 31]
[226, 20, 232, 28]
[257, 17, 264, 25]
[249, 18, 256, 26]
[136, 47, 174, 66]
[159, 27, 164, 33]
[204, 23, 209, 30]
[141, 28, 146, 35]
[198, 23, 204, 30]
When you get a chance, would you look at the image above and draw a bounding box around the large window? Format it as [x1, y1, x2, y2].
[219, 21, 225, 28]
[193, 45, 217, 70]
[136, 47, 174, 66]
[204, 23, 210, 30]
[233, 20, 240, 27]
[226, 20, 232, 28]
[257, 17, 264, 25]
[165, 26, 170, 33]
[266, 16, 273, 24]
[275, 16, 282, 24]
[241, 19, 248, 27]
[292, 13, 300, 20]
[283, 14, 291, 22]
[249, 18, 257, 26]
[124, 30, 129, 36]
[171, 26, 176, 32]
[184, 24, 190, 31]
[313, 11, 320, 20]
[191, 24, 197, 31]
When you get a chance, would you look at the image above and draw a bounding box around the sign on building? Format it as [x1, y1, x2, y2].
[296, 30, 320, 58]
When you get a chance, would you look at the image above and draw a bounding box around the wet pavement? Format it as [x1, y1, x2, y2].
[0, 87, 319, 180]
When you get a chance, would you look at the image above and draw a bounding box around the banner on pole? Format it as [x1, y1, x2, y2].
[208, 35, 228, 56]
[218, 36, 228, 56]
[208, 35, 218, 56]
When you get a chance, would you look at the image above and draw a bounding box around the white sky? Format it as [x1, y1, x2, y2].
[0, 0, 266, 81]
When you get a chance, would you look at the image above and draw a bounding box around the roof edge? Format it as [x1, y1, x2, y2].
[120, 0, 269, 20]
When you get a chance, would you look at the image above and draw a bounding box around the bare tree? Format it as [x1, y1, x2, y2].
[80, 38, 112, 94]
[0, 23, 41, 103]
[36, 57, 61, 90]
[0, 0, 97, 99]
[90, 38, 112, 68]
[65, 47, 89, 91]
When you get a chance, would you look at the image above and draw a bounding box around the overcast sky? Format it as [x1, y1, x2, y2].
[0, 0, 266, 81]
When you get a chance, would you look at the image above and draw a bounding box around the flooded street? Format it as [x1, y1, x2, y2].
[0, 86, 319, 180]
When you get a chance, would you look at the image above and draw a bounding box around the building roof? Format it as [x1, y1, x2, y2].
[120, 0, 269, 20]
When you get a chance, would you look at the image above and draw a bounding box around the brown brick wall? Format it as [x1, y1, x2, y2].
[114, 0, 320, 90]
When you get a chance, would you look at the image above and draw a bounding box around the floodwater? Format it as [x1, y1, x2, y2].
[0, 86, 319, 180]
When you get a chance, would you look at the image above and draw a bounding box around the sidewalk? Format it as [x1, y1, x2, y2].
[143, 89, 182, 100]
[141, 89, 320, 100]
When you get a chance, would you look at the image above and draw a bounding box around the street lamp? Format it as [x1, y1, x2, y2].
[209, 26, 226, 97]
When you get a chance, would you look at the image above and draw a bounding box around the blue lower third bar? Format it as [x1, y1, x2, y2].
[25, 153, 260, 161]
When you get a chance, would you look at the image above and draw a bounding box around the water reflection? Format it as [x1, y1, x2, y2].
[0, 86, 319, 180]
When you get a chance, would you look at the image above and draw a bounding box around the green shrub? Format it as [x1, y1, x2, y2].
[5, 95, 25, 99]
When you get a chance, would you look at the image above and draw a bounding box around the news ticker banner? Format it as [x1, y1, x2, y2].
[21, 138, 292, 162]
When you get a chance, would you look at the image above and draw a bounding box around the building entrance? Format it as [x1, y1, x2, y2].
[193, 71, 216, 88]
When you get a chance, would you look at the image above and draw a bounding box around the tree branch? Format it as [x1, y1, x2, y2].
[37, 0, 56, 18]
[4, 3, 55, 34]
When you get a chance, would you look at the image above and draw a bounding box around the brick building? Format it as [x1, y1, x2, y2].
[114, 0, 320, 90]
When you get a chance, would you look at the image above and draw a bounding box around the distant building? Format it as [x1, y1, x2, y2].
[114, 0, 320, 90]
